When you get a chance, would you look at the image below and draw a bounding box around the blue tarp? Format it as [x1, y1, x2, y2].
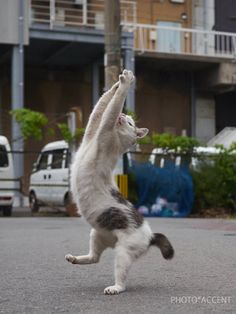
[128, 161, 194, 217]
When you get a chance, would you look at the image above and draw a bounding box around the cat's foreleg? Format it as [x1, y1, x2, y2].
[99, 70, 135, 131]
[65, 229, 107, 265]
[83, 81, 119, 142]
[104, 246, 135, 295]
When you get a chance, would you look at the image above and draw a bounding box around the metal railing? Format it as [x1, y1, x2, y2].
[124, 23, 236, 59]
[30, 0, 137, 29]
[29, 1, 236, 60]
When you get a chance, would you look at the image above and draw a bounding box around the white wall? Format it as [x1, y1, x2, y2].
[192, 0, 215, 55]
[0, 0, 29, 45]
[195, 93, 216, 143]
[192, 0, 215, 30]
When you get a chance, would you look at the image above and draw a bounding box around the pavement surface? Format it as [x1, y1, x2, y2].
[0, 216, 236, 314]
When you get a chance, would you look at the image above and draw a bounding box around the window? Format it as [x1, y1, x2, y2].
[51, 149, 64, 169]
[37, 152, 50, 170]
[0, 145, 9, 167]
[157, 21, 182, 53]
[64, 150, 70, 169]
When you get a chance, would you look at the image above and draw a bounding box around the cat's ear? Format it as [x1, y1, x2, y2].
[136, 128, 149, 138]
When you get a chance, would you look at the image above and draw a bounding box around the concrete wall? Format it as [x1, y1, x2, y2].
[195, 92, 215, 143]
[191, 0, 215, 55]
[192, 0, 215, 30]
[0, 0, 29, 45]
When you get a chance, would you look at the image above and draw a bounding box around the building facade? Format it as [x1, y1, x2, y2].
[1, 0, 236, 180]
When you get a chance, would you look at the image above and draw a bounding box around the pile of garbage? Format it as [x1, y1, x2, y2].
[129, 161, 194, 217]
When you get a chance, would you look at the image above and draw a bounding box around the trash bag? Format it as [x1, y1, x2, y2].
[128, 160, 194, 217]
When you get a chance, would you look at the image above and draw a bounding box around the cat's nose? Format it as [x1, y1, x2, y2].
[118, 113, 126, 125]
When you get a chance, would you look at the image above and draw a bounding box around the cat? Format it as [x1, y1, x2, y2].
[65, 69, 174, 295]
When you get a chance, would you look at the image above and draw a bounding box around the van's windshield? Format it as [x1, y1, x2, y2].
[0, 145, 9, 167]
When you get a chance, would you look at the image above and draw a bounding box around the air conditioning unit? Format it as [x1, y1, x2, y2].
[170, 0, 185, 3]
[150, 30, 156, 41]
[55, 8, 65, 26]
[95, 12, 104, 30]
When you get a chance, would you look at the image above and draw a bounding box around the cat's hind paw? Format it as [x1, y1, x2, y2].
[104, 285, 125, 295]
[65, 254, 77, 264]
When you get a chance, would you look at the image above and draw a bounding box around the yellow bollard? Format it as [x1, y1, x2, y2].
[115, 175, 128, 199]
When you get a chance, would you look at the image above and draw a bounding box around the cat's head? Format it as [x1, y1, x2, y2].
[116, 113, 149, 151]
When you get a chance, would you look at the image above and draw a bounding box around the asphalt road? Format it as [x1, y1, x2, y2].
[0, 216, 235, 314]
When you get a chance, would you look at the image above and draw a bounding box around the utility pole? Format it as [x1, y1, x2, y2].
[12, 0, 25, 206]
[104, 0, 121, 90]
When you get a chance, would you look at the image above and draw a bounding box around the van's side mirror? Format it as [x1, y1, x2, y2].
[32, 162, 38, 173]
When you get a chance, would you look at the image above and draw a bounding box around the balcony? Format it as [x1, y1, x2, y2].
[30, 0, 236, 61]
[126, 23, 236, 60]
[30, 0, 137, 29]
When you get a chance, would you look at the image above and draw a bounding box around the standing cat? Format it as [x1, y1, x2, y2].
[65, 70, 174, 295]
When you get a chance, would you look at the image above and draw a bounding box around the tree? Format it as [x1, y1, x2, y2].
[10, 108, 49, 141]
[10, 108, 84, 143]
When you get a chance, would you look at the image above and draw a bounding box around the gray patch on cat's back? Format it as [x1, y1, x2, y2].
[97, 207, 128, 230]
[130, 207, 144, 227]
[110, 188, 144, 228]
[110, 188, 128, 205]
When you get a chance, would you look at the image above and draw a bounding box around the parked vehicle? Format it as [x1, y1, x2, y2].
[29, 140, 128, 213]
[0, 136, 15, 216]
[149, 146, 221, 168]
[29, 140, 70, 212]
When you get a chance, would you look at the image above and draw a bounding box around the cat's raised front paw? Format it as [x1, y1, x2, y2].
[65, 254, 77, 264]
[104, 285, 125, 295]
[119, 69, 135, 86]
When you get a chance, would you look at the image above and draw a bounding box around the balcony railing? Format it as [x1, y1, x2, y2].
[30, 0, 137, 29]
[30, 1, 236, 60]
[124, 23, 236, 60]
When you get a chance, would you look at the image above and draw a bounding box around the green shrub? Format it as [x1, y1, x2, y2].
[10, 108, 84, 143]
[139, 132, 199, 154]
[57, 123, 84, 143]
[191, 145, 236, 214]
[10, 108, 49, 140]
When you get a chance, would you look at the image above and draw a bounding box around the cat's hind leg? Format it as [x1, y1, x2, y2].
[65, 228, 108, 265]
[104, 222, 152, 295]
[104, 245, 134, 295]
[104, 240, 149, 295]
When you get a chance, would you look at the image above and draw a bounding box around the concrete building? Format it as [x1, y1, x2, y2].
[0, 0, 236, 181]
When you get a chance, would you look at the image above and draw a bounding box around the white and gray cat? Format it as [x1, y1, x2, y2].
[65, 69, 174, 295]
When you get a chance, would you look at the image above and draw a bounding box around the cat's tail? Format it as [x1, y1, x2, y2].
[150, 233, 174, 260]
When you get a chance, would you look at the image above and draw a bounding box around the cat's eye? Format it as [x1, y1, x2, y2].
[128, 122, 133, 127]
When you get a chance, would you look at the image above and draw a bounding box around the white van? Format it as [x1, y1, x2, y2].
[149, 146, 221, 168]
[29, 140, 70, 212]
[0, 136, 15, 216]
[29, 140, 127, 212]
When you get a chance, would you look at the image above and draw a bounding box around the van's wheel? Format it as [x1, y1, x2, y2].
[3, 206, 12, 217]
[29, 192, 39, 213]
